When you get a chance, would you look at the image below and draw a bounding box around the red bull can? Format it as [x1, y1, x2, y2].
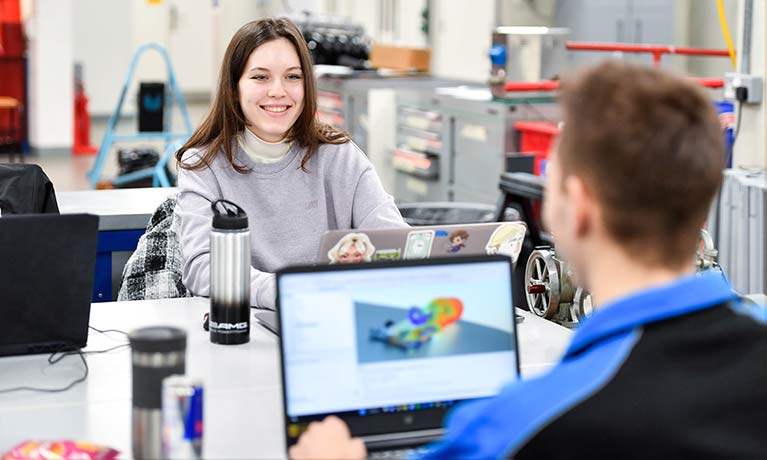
[162, 375, 203, 459]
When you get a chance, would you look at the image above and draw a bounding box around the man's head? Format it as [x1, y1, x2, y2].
[543, 61, 724, 288]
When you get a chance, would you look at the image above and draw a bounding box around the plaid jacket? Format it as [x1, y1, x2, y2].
[117, 196, 189, 301]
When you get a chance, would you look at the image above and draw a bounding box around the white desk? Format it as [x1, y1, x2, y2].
[0, 298, 572, 459]
[58, 188, 178, 231]
[58, 188, 178, 301]
[746, 294, 766, 306]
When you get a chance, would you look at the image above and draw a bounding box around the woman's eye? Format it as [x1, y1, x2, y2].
[252, 75, 267, 81]
[287, 74, 303, 81]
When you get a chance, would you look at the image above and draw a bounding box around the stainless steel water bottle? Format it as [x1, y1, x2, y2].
[209, 199, 251, 345]
[129, 326, 187, 460]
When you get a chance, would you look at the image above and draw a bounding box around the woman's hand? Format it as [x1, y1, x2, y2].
[289, 416, 367, 460]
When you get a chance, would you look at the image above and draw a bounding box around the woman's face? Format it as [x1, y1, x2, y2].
[238, 38, 305, 142]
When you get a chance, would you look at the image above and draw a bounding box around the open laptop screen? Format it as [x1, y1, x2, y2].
[277, 256, 519, 443]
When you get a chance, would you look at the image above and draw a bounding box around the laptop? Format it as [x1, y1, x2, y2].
[254, 222, 527, 334]
[318, 222, 527, 265]
[276, 255, 520, 454]
[0, 213, 98, 356]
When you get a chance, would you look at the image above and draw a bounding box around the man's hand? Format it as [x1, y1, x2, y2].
[289, 416, 367, 459]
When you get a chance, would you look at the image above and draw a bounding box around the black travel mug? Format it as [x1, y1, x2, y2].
[129, 326, 187, 460]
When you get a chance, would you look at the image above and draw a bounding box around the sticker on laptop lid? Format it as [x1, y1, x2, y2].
[327, 232, 375, 264]
[374, 248, 401, 262]
[404, 230, 435, 259]
[445, 230, 469, 254]
[485, 223, 526, 264]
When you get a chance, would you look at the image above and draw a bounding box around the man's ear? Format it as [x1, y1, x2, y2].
[564, 175, 594, 239]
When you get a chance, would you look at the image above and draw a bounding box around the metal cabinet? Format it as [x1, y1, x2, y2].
[317, 76, 562, 206]
[710, 169, 767, 295]
[316, 75, 469, 200]
[316, 87, 346, 130]
[393, 88, 559, 205]
[450, 106, 510, 203]
[317, 78, 348, 130]
[441, 94, 559, 205]
[555, 0, 674, 66]
[392, 92, 451, 202]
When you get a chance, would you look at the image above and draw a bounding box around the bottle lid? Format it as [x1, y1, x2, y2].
[129, 326, 187, 353]
[211, 199, 248, 230]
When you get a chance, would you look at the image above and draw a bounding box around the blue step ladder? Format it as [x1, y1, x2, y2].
[87, 43, 193, 188]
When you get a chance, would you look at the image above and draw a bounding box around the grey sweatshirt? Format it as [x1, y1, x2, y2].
[175, 140, 407, 308]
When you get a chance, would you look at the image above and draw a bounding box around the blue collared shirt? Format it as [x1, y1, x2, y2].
[418, 270, 755, 460]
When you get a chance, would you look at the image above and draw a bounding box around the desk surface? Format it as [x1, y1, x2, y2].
[746, 294, 766, 306]
[0, 297, 571, 459]
[58, 188, 178, 230]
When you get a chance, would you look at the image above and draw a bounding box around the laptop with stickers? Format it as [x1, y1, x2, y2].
[253, 222, 527, 336]
[317, 222, 527, 266]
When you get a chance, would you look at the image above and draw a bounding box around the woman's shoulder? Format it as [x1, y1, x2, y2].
[178, 144, 234, 171]
[179, 145, 214, 165]
[315, 139, 370, 169]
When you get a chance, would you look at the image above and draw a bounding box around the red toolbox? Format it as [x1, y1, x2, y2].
[514, 121, 559, 176]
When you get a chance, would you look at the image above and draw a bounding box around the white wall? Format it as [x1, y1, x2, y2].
[430, 0, 495, 82]
[74, 0, 235, 116]
[217, 0, 266, 70]
[683, 0, 739, 78]
[395, 0, 427, 48]
[334, 0, 378, 44]
[72, 0, 429, 117]
[675, 0, 765, 168]
[497, 0, 557, 26]
[27, 0, 74, 150]
[130, 0, 171, 84]
[168, 0, 215, 94]
[732, 0, 766, 168]
[73, 0, 133, 115]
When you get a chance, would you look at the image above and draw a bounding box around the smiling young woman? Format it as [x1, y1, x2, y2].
[174, 18, 406, 309]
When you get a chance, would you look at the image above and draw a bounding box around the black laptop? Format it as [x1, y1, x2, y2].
[0, 213, 98, 356]
[276, 255, 521, 455]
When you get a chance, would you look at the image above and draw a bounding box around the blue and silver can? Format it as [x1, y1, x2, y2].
[162, 375, 204, 459]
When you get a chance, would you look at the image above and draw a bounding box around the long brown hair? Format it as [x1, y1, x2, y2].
[176, 18, 348, 172]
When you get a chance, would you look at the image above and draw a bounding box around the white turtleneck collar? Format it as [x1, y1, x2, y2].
[238, 128, 292, 164]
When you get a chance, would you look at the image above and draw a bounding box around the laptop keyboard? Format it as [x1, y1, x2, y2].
[369, 446, 430, 459]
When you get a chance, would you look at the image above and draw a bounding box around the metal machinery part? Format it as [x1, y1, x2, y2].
[527, 230, 721, 328]
[525, 247, 584, 328]
[696, 229, 719, 271]
[571, 288, 593, 323]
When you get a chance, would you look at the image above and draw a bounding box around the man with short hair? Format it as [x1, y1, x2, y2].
[289, 60, 767, 460]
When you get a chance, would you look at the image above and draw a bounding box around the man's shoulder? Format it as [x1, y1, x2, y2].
[422, 329, 641, 459]
[513, 302, 767, 459]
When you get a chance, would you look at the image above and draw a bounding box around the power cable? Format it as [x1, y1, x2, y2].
[0, 328, 131, 394]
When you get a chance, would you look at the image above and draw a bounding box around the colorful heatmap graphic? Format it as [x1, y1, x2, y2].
[370, 298, 464, 350]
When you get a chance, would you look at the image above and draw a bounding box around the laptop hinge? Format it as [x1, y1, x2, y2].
[362, 428, 444, 450]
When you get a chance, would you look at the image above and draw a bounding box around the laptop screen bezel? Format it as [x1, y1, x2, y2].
[276, 254, 520, 446]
